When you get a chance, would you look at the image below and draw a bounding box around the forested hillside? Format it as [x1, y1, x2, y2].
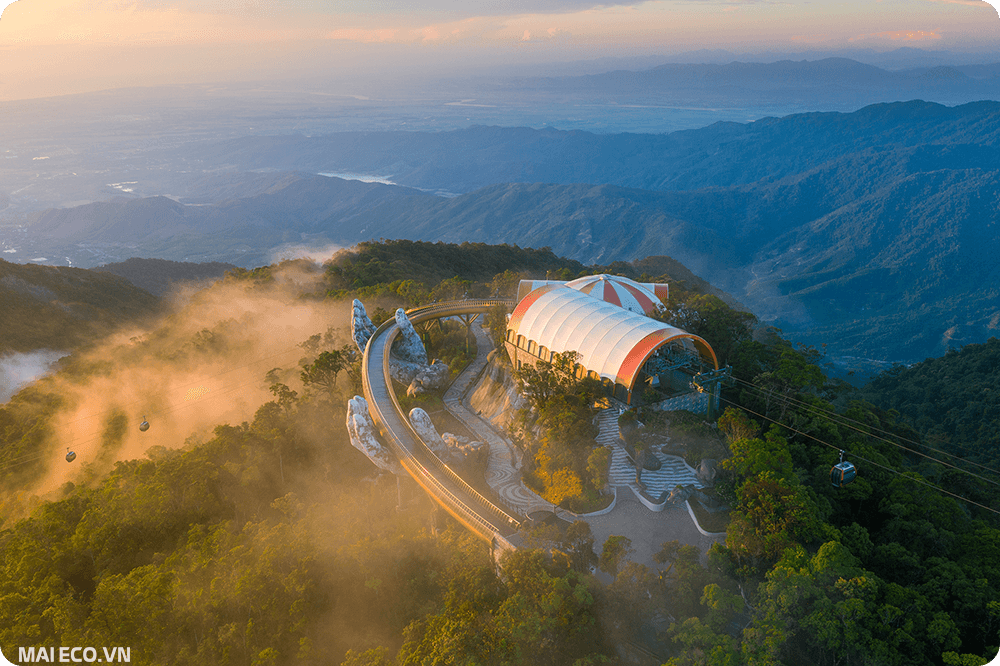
[94, 258, 236, 297]
[0, 258, 158, 353]
[856, 338, 1000, 471]
[1, 241, 997, 665]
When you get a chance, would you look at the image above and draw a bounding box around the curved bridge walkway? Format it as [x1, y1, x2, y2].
[443, 320, 556, 516]
[362, 299, 523, 552]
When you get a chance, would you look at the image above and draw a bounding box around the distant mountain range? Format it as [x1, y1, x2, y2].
[193, 98, 1000, 195]
[18, 99, 1000, 365]
[507, 57, 1000, 113]
[25, 174, 433, 265]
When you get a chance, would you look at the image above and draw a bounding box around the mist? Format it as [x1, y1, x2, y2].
[268, 242, 346, 265]
[4, 262, 356, 506]
[0, 349, 66, 402]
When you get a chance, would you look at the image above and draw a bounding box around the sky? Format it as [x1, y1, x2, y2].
[0, 0, 998, 100]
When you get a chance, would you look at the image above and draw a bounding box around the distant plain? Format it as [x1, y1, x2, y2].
[2, 50, 999, 375]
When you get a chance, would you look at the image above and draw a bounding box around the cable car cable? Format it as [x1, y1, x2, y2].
[0, 364, 295, 472]
[729, 375, 1000, 479]
[0, 338, 327, 469]
[717, 394, 1000, 518]
[732, 378, 1000, 487]
[728, 379, 1000, 490]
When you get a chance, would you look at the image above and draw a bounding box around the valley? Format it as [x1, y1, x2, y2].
[4, 97, 998, 367]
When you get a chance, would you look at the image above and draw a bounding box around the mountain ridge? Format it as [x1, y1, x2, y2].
[13, 100, 1000, 364]
[189, 100, 1000, 195]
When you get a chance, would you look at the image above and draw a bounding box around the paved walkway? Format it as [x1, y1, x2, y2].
[600, 408, 704, 495]
[586, 493, 725, 570]
[442, 321, 554, 516]
[440, 320, 726, 569]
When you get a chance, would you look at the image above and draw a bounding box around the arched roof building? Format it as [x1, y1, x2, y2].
[505, 282, 717, 405]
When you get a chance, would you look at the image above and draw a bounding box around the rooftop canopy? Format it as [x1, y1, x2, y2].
[516, 274, 668, 316]
[507, 284, 717, 396]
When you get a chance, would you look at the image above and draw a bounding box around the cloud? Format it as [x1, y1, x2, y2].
[789, 33, 831, 43]
[325, 27, 399, 43]
[323, 14, 507, 46]
[0, 350, 66, 402]
[268, 242, 346, 264]
[926, 0, 997, 6]
[302, 1, 630, 16]
[54, 0, 632, 20]
[849, 29, 942, 42]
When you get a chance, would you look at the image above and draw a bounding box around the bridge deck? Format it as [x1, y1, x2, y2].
[362, 300, 520, 543]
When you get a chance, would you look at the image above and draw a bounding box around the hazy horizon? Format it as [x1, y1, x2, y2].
[0, 0, 998, 102]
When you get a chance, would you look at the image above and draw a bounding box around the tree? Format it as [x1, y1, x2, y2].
[398, 551, 608, 665]
[587, 447, 610, 491]
[560, 521, 597, 573]
[657, 294, 756, 366]
[340, 647, 393, 666]
[490, 269, 521, 299]
[300, 346, 354, 397]
[431, 275, 473, 302]
[718, 407, 760, 444]
[484, 302, 511, 354]
[514, 351, 600, 415]
[269, 383, 298, 414]
[599, 535, 633, 577]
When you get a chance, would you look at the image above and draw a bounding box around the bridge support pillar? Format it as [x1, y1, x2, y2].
[430, 507, 441, 536]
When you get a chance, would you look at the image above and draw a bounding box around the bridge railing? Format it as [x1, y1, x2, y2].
[362, 300, 522, 538]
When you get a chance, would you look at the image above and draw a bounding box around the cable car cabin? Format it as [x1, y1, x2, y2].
[139, 417, 150, 432]
[65, 450, 76, 463]
[831, 461, 857, 488]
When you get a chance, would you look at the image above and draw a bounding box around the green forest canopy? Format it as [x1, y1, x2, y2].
[0, 240, 998, 665]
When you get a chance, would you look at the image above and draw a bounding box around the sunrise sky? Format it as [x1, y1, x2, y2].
[0, 0, 998, 100]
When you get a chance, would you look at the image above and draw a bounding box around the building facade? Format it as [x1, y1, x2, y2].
[505, 276, 718, 406]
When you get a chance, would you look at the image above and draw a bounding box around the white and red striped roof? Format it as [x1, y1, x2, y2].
[565, 274, 664, 315]
[507, 285, 716, 392]
[516, 275, 667, 315]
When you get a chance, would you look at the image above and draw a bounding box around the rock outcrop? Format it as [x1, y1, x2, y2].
[392, 308, 428, 365]
[467, 350, 526, 430]
[666, 483, 724, 510]
[346, 395, 399, 473]
[696, 459, 718, 487]
[409, 407, 487, 466]
[406, 361, 450, 397]
[389, 358, 427, 386]
[441, 432, 488, 467]
[351, 299, 377, 353]
[380, 308, 449, 395]
[666, 484, 695, 506]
